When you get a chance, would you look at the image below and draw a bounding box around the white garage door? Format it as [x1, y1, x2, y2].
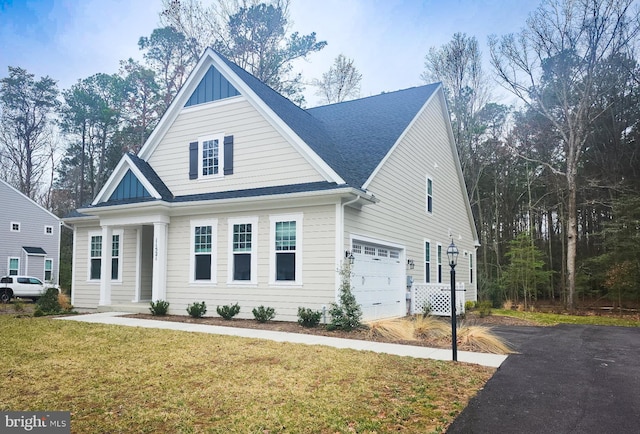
[351, 241, 405, 320]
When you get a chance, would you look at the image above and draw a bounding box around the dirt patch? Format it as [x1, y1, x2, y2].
[124, 311, 537, 352]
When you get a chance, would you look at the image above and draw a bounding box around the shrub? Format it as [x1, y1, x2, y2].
[217, 303, 240, 320]
[421, 301, 432, 318]
[186, 301, 207, 318]
[477, 300, 493, 318]
[465, 300, 476, 311]
[13, 299, 25, 313]
[503, 299, 513, 310]
[252, 305, 276, 323]
[328, 261, 362, 331]
[36, 288, 62, 315]
[149, 300, 170, 316]
[58, 292, 73, 311]
[298, 307, 322, 327]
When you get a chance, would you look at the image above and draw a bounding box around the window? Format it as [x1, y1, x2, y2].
[469, 253, 474, 284]
[8, 257, 19, 276]
[270, 214, 302, 284]
[437, 243, 442, 283]
[425, 241, 431, 283]
[197, 134, 224, 178]
[191, 220, 217, 282]
[45, 225, 53, 235]
[44, 259, 53, 282]
[90, 235, 102, 280]
[111, 234, 120, 280]
[229, 218, 258, 283]
[426, 177, 433, 214]
[10, 221, 20, 232]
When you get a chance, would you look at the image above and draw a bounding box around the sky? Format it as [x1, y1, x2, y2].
[0, 0, 542, 107]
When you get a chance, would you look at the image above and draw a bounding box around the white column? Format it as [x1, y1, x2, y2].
[99, 225, 113, 306]
[151, 222, 168, 302]
[132, 227, 142, 302]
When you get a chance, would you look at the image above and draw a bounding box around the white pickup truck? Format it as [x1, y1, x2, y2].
[0, 275, 60, 303]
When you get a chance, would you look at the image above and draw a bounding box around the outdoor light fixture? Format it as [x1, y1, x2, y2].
[447, 239, 459, 361]
[345, 250, 355, 265]
[407, 259, 415, 270]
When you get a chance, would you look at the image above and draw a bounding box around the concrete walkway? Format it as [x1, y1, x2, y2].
[56, 312, 507, 368]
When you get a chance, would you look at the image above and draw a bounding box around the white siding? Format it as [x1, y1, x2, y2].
[148, 99, 324, 197]
[71, 226, 100, 308]
[345, 92, 478, 302]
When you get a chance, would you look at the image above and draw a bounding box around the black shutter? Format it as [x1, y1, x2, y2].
[224, 135, 234, 175]
[189, 141, 198, 179]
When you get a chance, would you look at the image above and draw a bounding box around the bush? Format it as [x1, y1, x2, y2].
[298, 307, 322, 327]
[36, 288, 62, 315]
[328, 261, 362, 331]
[421, 301, 432, 318]
[149, 300, 170, 316]
[186, 301, 207, 318]
[217, 303, 240, 320]
[477, 300, 493, 318]
[465, 300, 476, 311]
[252, 305, 276, 323]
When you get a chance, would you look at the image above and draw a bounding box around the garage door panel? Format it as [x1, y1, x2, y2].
[351, 241, 405, 320]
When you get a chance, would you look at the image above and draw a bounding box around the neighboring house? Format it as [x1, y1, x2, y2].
[64, 48, 478, 321]
[0, 179, 61, 284]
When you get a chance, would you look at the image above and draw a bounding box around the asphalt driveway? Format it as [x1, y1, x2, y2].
[447, 324, 640, 433]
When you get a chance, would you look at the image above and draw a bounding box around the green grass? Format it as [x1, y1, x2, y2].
[493, 309, 640, 327]
[0, 316, 493, 433]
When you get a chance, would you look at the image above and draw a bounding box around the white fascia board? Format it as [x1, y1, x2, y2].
[438, 89, 480, 246]
[0, 179, 60, 222]
[140, 48, 344, 184]
[361, 86, 440, 190]
[91, 154, 161, 206]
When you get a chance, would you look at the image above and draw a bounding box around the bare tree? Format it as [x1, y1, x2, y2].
[489, 0, 640, 310]
[0, 67, 59, 198]
[313, 54, 362, 104]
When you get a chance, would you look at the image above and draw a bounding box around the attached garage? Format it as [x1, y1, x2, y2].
[350, 240, 406, 320]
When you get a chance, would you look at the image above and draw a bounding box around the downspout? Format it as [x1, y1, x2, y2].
[335, 195, 362, 305]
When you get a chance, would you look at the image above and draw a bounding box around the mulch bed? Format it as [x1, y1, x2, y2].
[125, 312, 538, 352]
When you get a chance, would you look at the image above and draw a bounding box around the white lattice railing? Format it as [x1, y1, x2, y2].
[410, 283, 466, 317]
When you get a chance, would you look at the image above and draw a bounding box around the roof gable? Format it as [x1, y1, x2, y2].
[184, 65, 240, 107]
[92, 154, 172, 206]
[0, 179, 60, 221]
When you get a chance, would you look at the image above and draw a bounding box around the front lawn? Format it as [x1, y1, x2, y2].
[0, 316, 493, 433]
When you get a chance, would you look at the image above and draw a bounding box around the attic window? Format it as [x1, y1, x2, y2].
[189, 134, 234, 179]
[10, 221, 20, 232]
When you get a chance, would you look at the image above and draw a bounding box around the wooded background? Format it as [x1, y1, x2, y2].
[1, 0, 638, 309]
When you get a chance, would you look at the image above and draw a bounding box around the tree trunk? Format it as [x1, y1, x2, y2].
[566, 167, 578, 312]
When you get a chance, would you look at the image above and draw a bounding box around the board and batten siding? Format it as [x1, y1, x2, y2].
[0, 180, 60, 283]
[344, 91, 477, 301]
[148, 98, 325, 197]
[165, 204, 337, 322]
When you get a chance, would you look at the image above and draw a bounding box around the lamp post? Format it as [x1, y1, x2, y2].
[447, 239, 459, 361]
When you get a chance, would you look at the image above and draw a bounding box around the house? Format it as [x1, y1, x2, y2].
[64, 48, 478, 321]
[0, 179, 61, 284]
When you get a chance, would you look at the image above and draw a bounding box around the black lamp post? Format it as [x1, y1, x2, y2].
[447, 239, 459, 361]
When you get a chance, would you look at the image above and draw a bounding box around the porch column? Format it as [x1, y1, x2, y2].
[99, 225, 113, 306]
[152, 221, 168, 301]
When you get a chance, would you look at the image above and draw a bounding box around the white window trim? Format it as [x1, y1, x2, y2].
[424, 239, 431, 283]
[44, 225, 54, 235]
[88, 231, 102, 282]
[10, 221, 20, 232]
[426, 176, 433, 215]
[44, 258, 53, 282]
[269, 213, 303, 286]
[227, 217, 258, 286]
[198, 132, 225, 180]
[190, 218, 217, 285]
[8, 257, 20, 275]
[437, 242, 443, 284]
[110, 231, 124, 284]
[87, 230, 123, 282]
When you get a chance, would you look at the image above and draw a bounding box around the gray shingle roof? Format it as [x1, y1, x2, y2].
[215, 50, 440, 187]
[127, 153, 174, 200]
